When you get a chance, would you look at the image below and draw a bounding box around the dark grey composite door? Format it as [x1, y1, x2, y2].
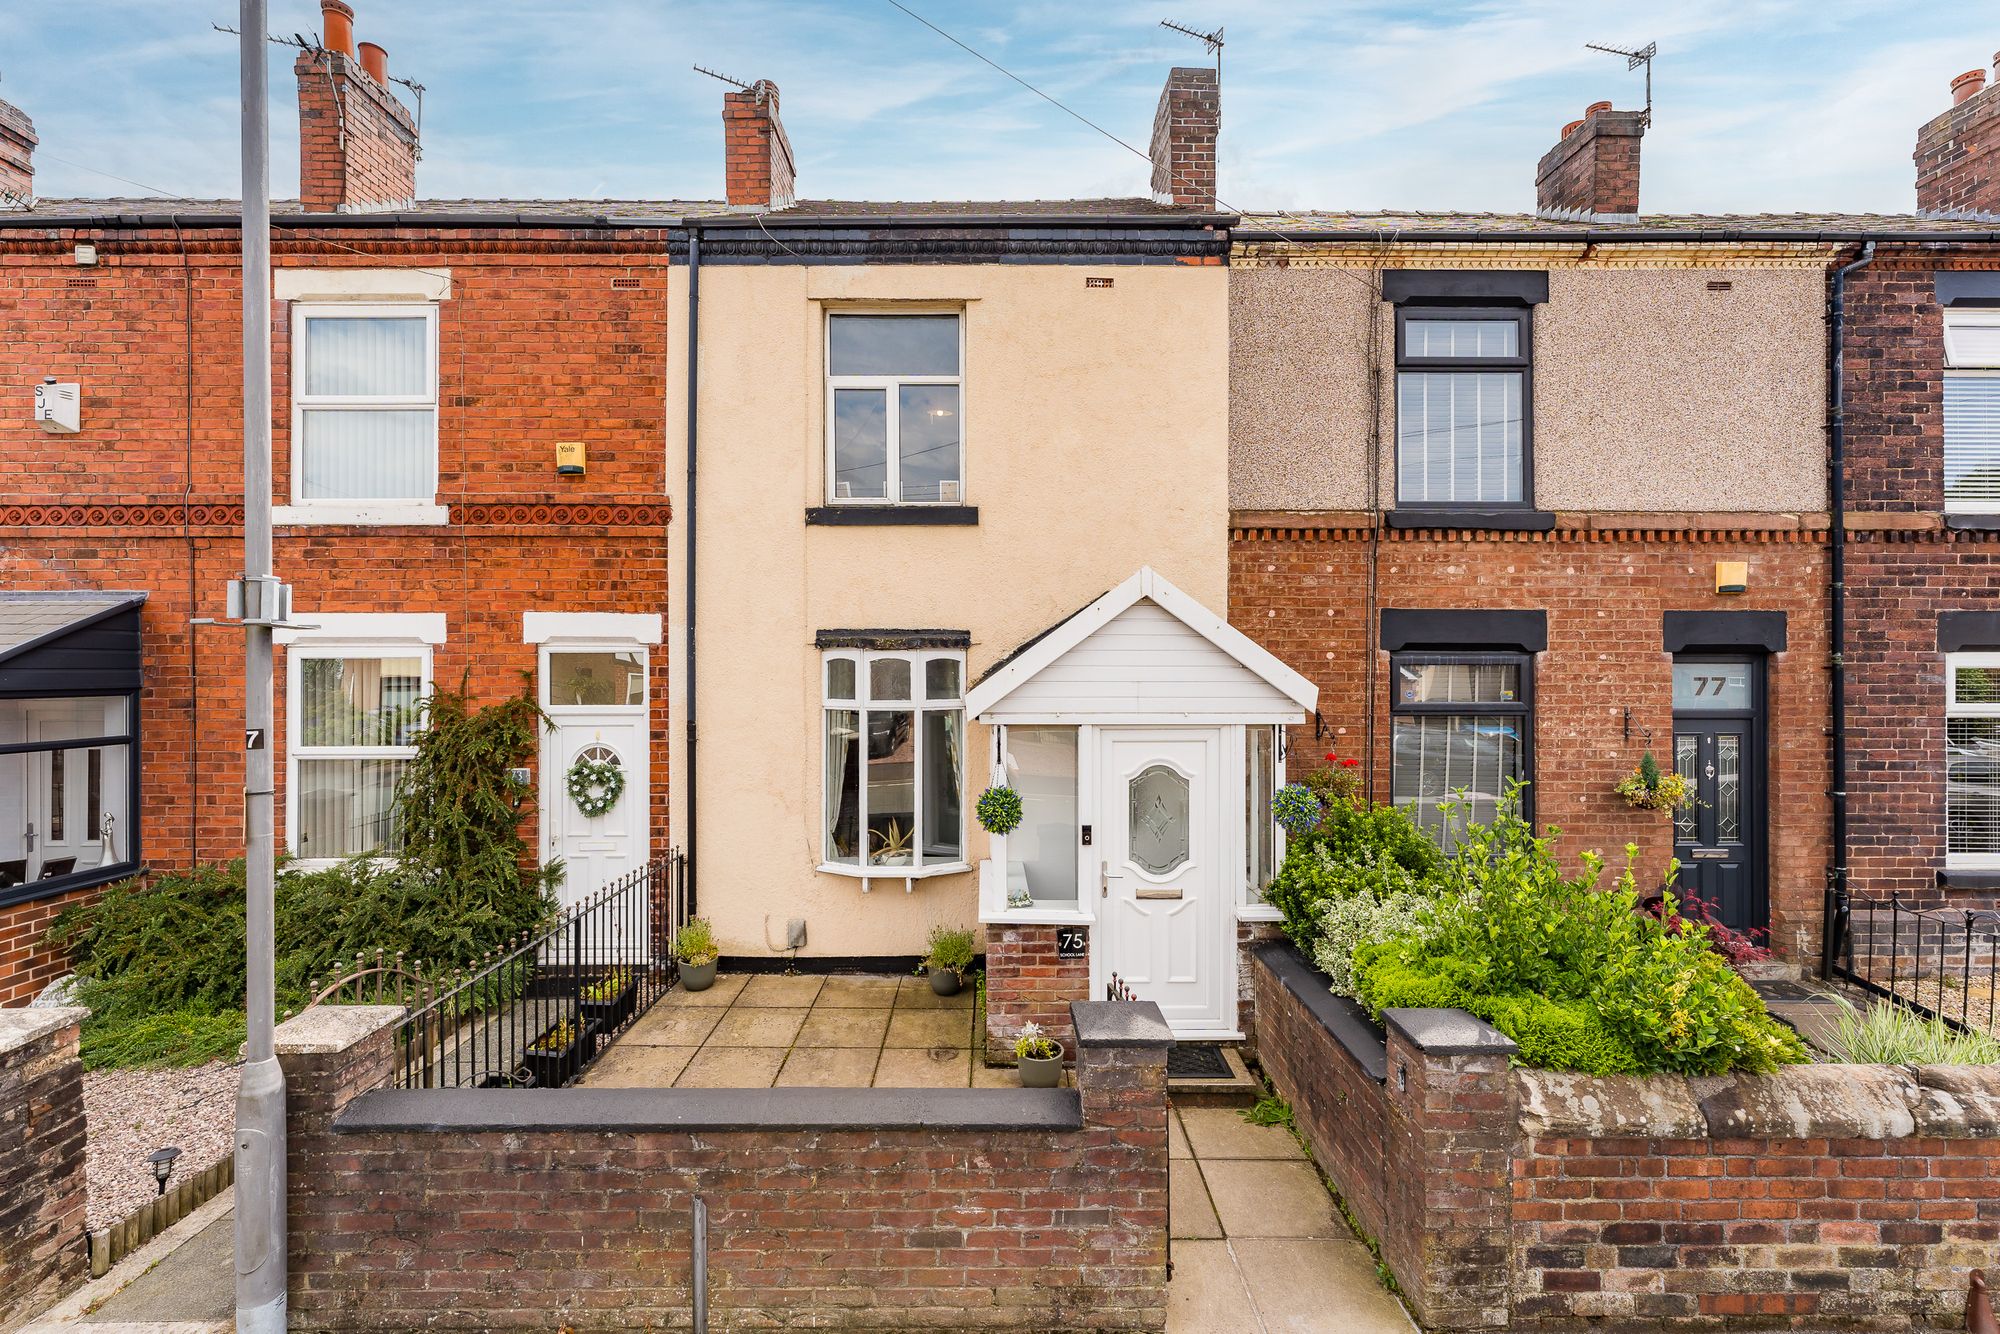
[1670, 658, 1766, 935]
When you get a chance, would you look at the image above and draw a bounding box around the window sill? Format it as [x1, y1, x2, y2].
[1944, 512, 2000, 532]
[805, 506, 979, 527]
[1937, 867, 2000, 889]
[819, 861, 972, 888]
[0, 861, 142, 912]
[274, 503, 450, 527]
[978, 902, 1094, 926]
[1386, 508, 1556, 532]
[1236, 904, 1284, 924]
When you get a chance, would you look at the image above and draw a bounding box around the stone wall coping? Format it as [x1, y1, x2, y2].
[1070, 999, 1173, 1049]
[1251, 941, 1388, 1081]
[336, 1086, 1085, 1134]
[1519, 1060, 2000, 1141]
[0, 1006, 86, 1055]
[1515, 1070, 1708, 1138]
[272, 1004, 404, 1055]
[1385, 1006, 1519, 1058]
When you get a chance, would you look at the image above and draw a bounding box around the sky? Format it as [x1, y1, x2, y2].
[2, 1, 1996, 215]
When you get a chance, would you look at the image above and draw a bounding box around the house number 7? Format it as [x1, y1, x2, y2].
[246, 728, 265, 750]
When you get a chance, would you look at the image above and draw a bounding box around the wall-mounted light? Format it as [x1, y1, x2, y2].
[1714, 561, 1747, 596]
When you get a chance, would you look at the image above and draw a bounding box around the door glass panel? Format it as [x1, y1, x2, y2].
[1129, 764, 1190, 876]
[546, 650, 645, 707]
[1716, 735, 1741, 843]
[1673, 734, 1698, 843]
[47, 749, 64, 842]
[1673, 662, 1753, 711]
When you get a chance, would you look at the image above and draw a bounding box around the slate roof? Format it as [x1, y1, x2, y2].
[1236, 210, 2000, 238]
[0, 591, 146, 662]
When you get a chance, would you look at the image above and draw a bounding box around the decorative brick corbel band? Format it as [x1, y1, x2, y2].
[1230, 510, 1832, 545]
[0, 501, 671, 531]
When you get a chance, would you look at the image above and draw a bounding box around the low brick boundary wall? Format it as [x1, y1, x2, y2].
[278, 1000, 1172, 1331]
[1250, 941, 2000, 1331]
[0, 1007, 87, 1329]
[984, 923, 1089, 1064]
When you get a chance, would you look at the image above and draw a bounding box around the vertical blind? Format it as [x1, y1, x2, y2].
[297, 313, 435, 502]
[1948, 659, 2000, 861]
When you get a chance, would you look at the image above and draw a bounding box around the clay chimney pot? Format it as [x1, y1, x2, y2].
[320, 0, 354, 58]
[358, 41, 387, 83]
[1585, 100, 1613, 117]
[1952, 69, 1986, 105]
[1560, 118, 1585, 140]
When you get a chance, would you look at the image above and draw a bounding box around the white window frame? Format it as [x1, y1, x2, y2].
[281, 301, 445, 526]
[820, 648, 967, 886]
[285, 641, 434, 868]
[539, 642, 649, 713]
[1945, 652, 2000, 870]
[1943, 309, 2000, 516]
[823, 308, 966, 507]
[1240, 723, 1287, 921]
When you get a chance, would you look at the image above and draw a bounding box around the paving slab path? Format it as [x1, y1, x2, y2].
[1167, 1103, 1416, 1334]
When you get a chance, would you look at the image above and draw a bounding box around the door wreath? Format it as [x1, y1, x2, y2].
[566, 752, 626, 817]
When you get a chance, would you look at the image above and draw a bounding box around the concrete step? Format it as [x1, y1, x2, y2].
[1167, 1043, 1260, 1107]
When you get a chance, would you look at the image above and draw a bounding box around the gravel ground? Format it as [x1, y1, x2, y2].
[1888, 975, 2000, 1038]
[82, 1062, 241, 1232]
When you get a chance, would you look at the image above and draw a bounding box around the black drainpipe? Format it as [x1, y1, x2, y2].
[683, 225, 701, 915]
[1823, 239, 1875, 976]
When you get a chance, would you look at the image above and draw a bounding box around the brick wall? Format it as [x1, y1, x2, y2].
[278, 1000, 1172, 1331]
[0, 1009, 87, 1328]
[1230, 521, 1830, 962]
[1251, 944, 2000, 1331]
[1148, 67, 1218, 207]
[296, 48, 419, 211]
[1534, 104, 1645, 215]
[984, 923, 1089, 1063]
[1916, 75, 2000, 215]
[721, 82, 795, 210]
[0, 97, 35, 205]
[0, 227, 674, 1000]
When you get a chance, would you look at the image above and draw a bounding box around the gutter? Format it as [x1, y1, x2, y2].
[1823, 240, 1876, 977]
[0, 210, 1233, 232]
[1230, 227, 2000, 245]
[682, 226, 701, 915]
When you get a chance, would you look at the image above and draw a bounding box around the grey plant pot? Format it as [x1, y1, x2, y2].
[680, 959, 718, 992]
[927, 966, 962, 996]
[1018, 1047, 1064, 1088]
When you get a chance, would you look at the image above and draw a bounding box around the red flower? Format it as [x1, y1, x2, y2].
[1341, 758, 1360, 768]
[1324, 752, 1339, 763]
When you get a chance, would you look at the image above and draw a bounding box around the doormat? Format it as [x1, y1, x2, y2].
[1167, 1044, 1234, 1080]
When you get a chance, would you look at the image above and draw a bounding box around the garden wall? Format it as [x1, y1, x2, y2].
[278, 999, 1172, 1331]
[0, 1007, 87, 1329]
[1250, 941, 2000, 1331]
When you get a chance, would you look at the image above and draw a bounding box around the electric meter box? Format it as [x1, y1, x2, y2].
[34, 380, 79, 434]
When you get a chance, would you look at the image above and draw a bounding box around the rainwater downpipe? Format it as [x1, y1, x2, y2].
[683, 225, 701, 915]
[1824, 240, 1874, 976]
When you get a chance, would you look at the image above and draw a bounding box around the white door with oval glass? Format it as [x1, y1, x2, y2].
[541, 645, 649, 912]
[1097, 728, 1229, 1035]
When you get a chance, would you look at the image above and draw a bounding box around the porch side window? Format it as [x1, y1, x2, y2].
[1246, 725, 1280, 903]
[825, 312, 963, 505]
[1390, 652, 1531, 848]
[289, 648, 429, 860]
[823, 650, 964, 871]
[0, 695, 135, 898]
[292, 304, 439, 505]
[1944, 309, 2000, 514]
[1395, 308, 1529, 507]
[1000, 726, 1078, 907]
[1946, 653, 2000, 868]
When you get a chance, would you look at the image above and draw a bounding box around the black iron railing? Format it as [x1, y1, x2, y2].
[396, 851, 688, 1089]
[1106, 972, 1139, 1002]
[1825, 891, 2000, 1035]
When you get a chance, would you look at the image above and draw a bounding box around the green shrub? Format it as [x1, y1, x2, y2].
[1266, 798, 1442, 947]
[76, 1003, 247, 1071]
[1818, 1000, 2000, 1065]
[1311, 887, 1431, 999]
[673, 917, 719, 966]
[924, 924, 977, 974]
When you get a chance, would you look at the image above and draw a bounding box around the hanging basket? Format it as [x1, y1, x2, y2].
[1614, 754, 1692, 813]
[975, 785, 1024, 836]
[566, 755, 626, 818]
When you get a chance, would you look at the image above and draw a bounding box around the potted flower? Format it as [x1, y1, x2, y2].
[675, 917, 720, 992]
[1615, 750, 1694, 813]
[523, 1016, 593, 1089]
[580, 966, 637, 1028]
[922, 923, 976, 996]
[1014, 1021, 1063, 1087]
[975, 784, 1023, 836]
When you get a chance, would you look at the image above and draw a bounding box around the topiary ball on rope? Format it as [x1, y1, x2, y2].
[566, 754, 626, 818]
[975, 785, 1024, 836]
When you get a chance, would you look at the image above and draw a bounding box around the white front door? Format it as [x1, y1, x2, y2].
[540, 645, 651, 912]
[1096, 727, 1231, 1035]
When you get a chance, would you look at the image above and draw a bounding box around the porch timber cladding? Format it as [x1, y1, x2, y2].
[277, 1001, 1172, 1331]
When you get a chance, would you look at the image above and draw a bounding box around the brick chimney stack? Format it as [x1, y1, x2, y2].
[296, 0, 419, 212]
[1150, 67, 1219, 206]
[1535, 101, 1646, 216]
[0, 95, 36, 207]
[1916, 54, 2000, 215]
[721, 81, 795, 210]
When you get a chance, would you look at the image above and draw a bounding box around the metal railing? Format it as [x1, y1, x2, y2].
[396, 851, 688, 1089]
[1106, 972, 1139, 1002]
[1825, 891, 2000, 1036]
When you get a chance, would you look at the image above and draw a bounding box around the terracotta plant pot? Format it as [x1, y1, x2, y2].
[927, 966, 962, 996]
[680, 959, 718, 992]
[1018, 1046, 1064, 1088]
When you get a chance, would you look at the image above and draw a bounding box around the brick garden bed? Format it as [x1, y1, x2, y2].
[1250, 940, 2000, 1331]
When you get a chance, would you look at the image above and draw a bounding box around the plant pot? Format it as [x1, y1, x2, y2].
[521, 1020, 593, 1090]
[680, 959, 718, 992]
[580, 979, 637, 1029]
[927, 966, 962, 996]
[1018, 1047, 1064, 1088]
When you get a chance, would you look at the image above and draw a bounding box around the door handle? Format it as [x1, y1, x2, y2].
[1100, 861, 1122, 899]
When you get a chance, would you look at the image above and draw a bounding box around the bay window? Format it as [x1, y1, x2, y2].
[823, 649, 965, 874]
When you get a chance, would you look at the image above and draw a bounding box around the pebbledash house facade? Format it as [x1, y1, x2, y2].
[7, 0, 2000, 1064]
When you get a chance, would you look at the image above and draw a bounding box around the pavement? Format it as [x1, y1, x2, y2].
[17, 1188, 233, 1334]
[1167, 1103, 1417, 1334]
